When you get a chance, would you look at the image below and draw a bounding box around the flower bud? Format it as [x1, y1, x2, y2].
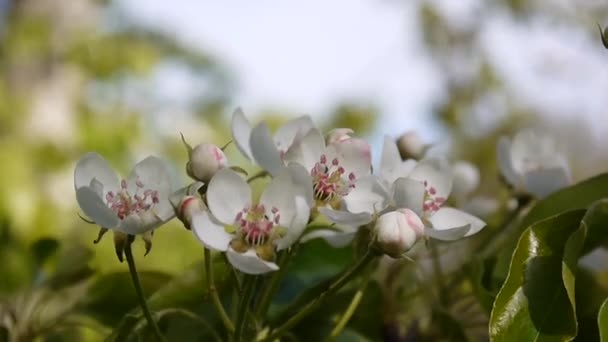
[396, 131, 425, 160]
[375, 209, 424, 258]
[187, 143, 228, 182]
[177, 195, 205, 230]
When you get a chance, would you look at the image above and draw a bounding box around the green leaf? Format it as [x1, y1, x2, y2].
[519, 173, 608, 233]
[495, 174, 608, 283]
[490, 210, 586, 341]
[599, 297, 608, 342]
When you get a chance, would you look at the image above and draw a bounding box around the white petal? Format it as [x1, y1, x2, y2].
[343, 175, 389, 214]
[524, 167, 571, 198]
[128, 156, 173, 217]
[510, 129, 539, 173]
[274, 115, 315, 153]
[117, 214, 145, 235]
[76, 187, 119, 229]
[276, 195, 310, 250]
[128, 156, 172, 200]
[231, 107, 253, 160]
[207, 169, 251, 225]
[74, 152, 119, 192]
[497, 136, 520, 186]
[250, 122, 284, 176]
[424, 225, 471, 241]
[381, 159, 417, 186]
[392, 178, 426, 216]
[327, 139, 372, 178]
[260, 169, 297, 226]
[283, 128, 325, 171]
[286, 163, 314, 207]
[319, 207, 372, 226]
[192, 211, 232, 251]
[428, 207, 486, 237]
[300, 228, 356, 248]
[380, 135, 401, 174]
[226, 248, 279, 274]
[408, 158, 453, 200]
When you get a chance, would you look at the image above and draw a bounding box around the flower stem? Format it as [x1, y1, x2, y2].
[204, 248, 235, 334]
[429, 241, 448, 307]
[254, 247, 297, 319]
[263, 249, 376, 341]
[234, 275, 258, 342]
[247, 170, 269, 183]
[329, 279, 368, 338]
[124, 241, 165, 342]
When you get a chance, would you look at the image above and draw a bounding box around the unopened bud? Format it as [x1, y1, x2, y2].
[177, 195, 205, 230]
[451, 161, 480, 200]
[187, 143, 228, 182]
[396, 131, 425, 160]
[325, 128, 354, 145]
[375, 209, 424, 258]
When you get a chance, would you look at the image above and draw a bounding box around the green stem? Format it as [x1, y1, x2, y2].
[205, 248, 235, 334]
[124, 241, 165, 342]
[429, 241, 448, 307]
[254, 247, 296, 319]
[263, 250, 376, 341]
[247, 170, 269, 183]
[234, 275, 258, 342]
[329, 280, 368, 338]
[479, 201, 529, 258]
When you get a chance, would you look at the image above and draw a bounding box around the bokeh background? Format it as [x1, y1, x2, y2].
[1, 0, 608, 340]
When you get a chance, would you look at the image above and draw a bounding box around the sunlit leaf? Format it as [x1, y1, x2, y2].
[490, 210, 586, 341]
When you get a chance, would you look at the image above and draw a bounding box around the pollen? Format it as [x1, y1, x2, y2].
[310, 154, 356, 203]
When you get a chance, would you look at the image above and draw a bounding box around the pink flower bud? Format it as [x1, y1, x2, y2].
[375, 209, 424, 258]
[177, 195, 205, 229]
[187, 143, 228, 182]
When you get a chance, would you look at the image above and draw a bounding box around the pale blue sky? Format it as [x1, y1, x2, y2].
[120, 0, 608, 148]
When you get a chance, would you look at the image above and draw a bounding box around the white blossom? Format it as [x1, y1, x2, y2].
[497, 129, 571, 198]
[74, 153, 174, 235]
[191, 168, 310, 274]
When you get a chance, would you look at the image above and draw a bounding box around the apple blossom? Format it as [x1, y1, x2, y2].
[231, 107, 314, 176]
[74, 152, 174, 235]
[497, 129, 571, 198]
[391, 158, 486, 241]
[281, 127, 381, 224]
[191, 168, 309, 274]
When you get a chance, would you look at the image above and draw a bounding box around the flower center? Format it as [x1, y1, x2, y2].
[310, 154, 356, 204]
[105, 179, 160, 220]
[422, 180, 445, 216]
[234, 204, 280, 246]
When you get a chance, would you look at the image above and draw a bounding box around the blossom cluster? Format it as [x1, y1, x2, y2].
[74, 109, 571, 274]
